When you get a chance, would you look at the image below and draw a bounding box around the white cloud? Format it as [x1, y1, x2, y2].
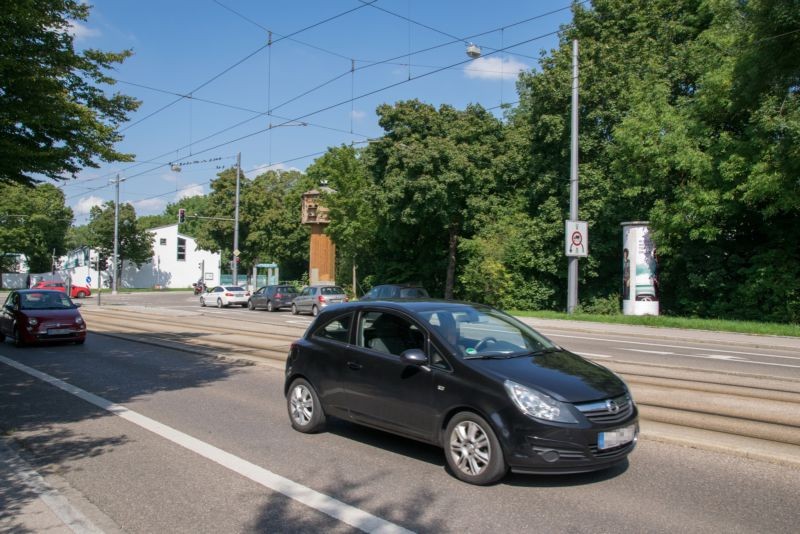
[162, 172, 179, 183]
[463, 56, 529, 80]
[67, 20, 101, 41]
[132, 198, 166, 214]
[245, 163, 301, 179]
[75, 195, 104, 215]
[175, 183, 204, 200]
[351, 109, 366, 120]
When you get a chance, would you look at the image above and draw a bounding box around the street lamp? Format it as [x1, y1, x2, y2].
[466, 43, 482, 59]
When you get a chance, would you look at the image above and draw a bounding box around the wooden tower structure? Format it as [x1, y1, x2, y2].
[301, 187, 336, 284]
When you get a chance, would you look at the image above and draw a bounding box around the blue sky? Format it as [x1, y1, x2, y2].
[62, 1, 575, 224]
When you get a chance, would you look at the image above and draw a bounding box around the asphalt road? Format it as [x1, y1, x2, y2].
[1, 332, 799, 533]
[86, 291, 800, 379]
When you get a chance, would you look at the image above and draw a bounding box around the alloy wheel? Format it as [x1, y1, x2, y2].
[289, 384, 314, 427]
[450, 421, 491, 477]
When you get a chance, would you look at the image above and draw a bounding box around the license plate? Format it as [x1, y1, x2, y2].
[48, 328, 73, 335]
[598, 424, 636, 450]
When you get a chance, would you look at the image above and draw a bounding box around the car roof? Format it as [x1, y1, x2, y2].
[318, 299, 490, 315]
[14, 289, 67, 295]
[373, 283, 425, 289]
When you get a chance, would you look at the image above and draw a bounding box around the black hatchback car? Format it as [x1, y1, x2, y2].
[285, 300, 638, 485]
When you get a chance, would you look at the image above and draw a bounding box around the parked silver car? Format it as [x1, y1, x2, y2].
[291, 285, 348, 316]
[200, 286, 250, 308]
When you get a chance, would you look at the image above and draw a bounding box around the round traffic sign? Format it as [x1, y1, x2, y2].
[571, 231, 583, 246]
[85, 276, 92, 284]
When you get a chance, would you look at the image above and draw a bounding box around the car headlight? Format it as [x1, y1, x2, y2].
[504, 380, 578, 424]
[28, 318, 38, 326]
[75, 317, 84, 325]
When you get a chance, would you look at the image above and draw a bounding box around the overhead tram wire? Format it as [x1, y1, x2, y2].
[112, 27, 564, 186]
[358, 0, 587, 62]
[119, 1, 377, 135]
[67, 27, 563, 199]
[68, 9, 571, 196]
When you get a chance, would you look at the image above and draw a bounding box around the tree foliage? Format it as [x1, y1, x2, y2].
[0, 0, 139, 185]
[194, 168, 314, 280]
[0, 182, 73, 271]
[86, 201, 154, 270]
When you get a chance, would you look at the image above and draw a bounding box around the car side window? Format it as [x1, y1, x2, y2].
[430, 345, 452, 371]
[357, 311, 425, 357]
[312, 314, 352, 344]
[300, 288, 309, 297]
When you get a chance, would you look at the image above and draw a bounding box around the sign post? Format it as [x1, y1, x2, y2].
[565, 221, 588, 257]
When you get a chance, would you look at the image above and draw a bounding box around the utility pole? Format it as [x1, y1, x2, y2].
[111, 174, 124, 295]
[567, 39, 580, 314]
[232, 152, 241, 286]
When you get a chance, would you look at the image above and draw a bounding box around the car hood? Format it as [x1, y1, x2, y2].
[468, 349, 627, 403]
[21, 309, 82, 322]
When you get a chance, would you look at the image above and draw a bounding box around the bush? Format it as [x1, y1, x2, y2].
[576, 294, 622, 316]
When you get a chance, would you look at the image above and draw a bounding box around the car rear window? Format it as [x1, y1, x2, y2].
[226, 286, 246, 291]
[278, 286, 297, 293]
[399, 288, 429, 298]
[321, 286, 345, 295]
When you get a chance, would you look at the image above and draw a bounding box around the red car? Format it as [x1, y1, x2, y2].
[32, 280, 92, 299]
[0, 290, 86, 346]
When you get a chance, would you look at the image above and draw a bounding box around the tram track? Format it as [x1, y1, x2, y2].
[80, 306, 800, 465]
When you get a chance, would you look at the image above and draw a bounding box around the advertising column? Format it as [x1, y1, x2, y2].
[621, 222, 659, 316]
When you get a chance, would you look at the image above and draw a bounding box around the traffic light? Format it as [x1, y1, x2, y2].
[178, 208, 185, 224]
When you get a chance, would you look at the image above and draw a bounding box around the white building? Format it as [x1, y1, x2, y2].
[61, 224, 221, 289]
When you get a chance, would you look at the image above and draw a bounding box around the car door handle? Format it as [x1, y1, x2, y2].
[346, 361, 362, 370]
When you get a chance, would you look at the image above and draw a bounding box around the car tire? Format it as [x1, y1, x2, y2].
[76, 291, 87, 299]
[267, 300, 274, 312]
[217, 298, 223, 308]
[200, 297, 206, 307]
[13, 324, 25, 348]
[287, 378, 326, 433]
[311, 305, 319, 317]
[291, 304, 298, 315]
[444, 412, 507, 486]
[248, 300, 255, 310]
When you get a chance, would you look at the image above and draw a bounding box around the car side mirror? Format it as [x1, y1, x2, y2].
[400, 348, 427, 366]
[74, 302, 82, 308]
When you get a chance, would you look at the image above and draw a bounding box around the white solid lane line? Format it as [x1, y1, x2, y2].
[0, 354, 412, 534]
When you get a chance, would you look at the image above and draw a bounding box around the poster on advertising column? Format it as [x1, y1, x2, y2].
[621, 222, 659, 316]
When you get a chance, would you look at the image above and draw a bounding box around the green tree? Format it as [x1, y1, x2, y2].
[65, 224, 93, 251]
[366, 100, 504, 298]
[243, 169, 314, 280]
[139, 195, 210, 239]
[194, 167, 314, 280]
[0, 183, 73, 271]
[307, 145, 375, 294]
[0, 1, 140, 185]
[87, 201, 154, 271]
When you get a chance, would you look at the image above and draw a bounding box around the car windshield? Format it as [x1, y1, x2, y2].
[321, 287, 344, 295]
[419, 306, 556, 359]
[399, 287, 429, 298]
[20, 292, 75, 310]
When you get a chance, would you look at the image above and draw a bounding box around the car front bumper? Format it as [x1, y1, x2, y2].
[493, 407, 639, 474]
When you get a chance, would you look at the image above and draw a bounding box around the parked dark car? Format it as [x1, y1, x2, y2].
[249, 284, 299, 312]
[0, 290, 86, 346]
[360, 284, 429, 300]
[285, 300, 637, 485]
[291, 285, 348, 316]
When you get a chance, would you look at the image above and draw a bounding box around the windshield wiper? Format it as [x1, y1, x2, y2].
[528, 347, 561, 356]
[463, 352, 511, 360]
